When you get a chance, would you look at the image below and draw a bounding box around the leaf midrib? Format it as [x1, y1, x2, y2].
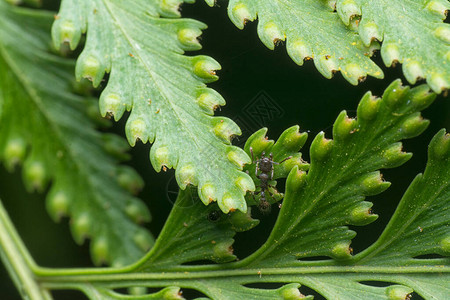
[35, 264, 450, 284]
[102, 0, 208, 155]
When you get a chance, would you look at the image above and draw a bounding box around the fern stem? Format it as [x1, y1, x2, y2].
[0, 200, 49, 300]
[35, 265, 449, 284]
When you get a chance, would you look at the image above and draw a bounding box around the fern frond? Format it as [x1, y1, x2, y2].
[358, 128, 449, 266]
[248, 80, 436, 265]
[337, 0, 450, 93]
[136, 126, 310, 271]
[38, 80, 448, 300]
[0, 2, 153, 267]
[217, 0, 384, 84]
[208, 0, 449, 92]
[52, 0, 255, 213]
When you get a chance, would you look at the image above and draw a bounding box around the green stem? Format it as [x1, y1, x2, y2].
[0, 200, 49, 300]
[35, 265, 448, 286]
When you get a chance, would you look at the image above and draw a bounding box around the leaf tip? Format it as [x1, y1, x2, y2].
[75, 53, 106, 88]
[229, 208, 260, 232]
[71, 213, 91, 245]
[200, 183, 216, 205]
[91, 236, 110, 266]
[46, 190, 70, 222]
[177, 27, 203, 51]
[386, 285, 413, 300]
[428, 73, 449, 94]
[429, 129, 450, 161]
[258, 21, 285, 50]
[126, 118, 149, 146]
[342, 63, 367, 85]
[337, 0, 361, 26]
[409, 84, 436, 109]
[425, 1, 450, 19]
[228, 2, 253, 29]
[333, 111, 357, 141]
[100, 92, 125, 121]
[161, 286, 184, 300]
[23, 159, 47, 192]
[357, 92, 380, 122]
[212, 240, 236, 263]
[382, 142, 412, 168]
[219, 193, 247, 214]
[402, 61, 424, 85]
[244, 127, 273, 155]
[331, 241, 353, 260]
[310, 132, 334, 162]
[150, 146, 174, 172]
[273, 125, 308, 153]
[228, 148, 252, 169]
[285, 166, 307, 194]
[213, 118, 241, 144]
[349, 201, 378, 226]
[286, 39, 312, 66]
[434, 25, 450, 44]
[159, 0, 183, 18]
[196, 88, 226, 115]
[3, 138, 26, 171]
[359, 21, 382, 47]
[382, 80, 410, 110]
[176, 164, 197, 189]
[381, 43, 401, 67]
[279, 283, 304, 300]
[360, 171, 391, 196]
[235, 174, 256, 194]
[400, 113, 429, 139]
[117, 167, 145, 195]
[193, 56, 221, 82]
[52, 19, 82, 50]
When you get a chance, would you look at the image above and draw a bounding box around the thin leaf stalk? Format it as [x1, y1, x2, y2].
[0, 200, 48, 300]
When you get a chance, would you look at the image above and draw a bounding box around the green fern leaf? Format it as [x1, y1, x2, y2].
[336, 0, 450, 93]
[0, 2, 153, 267]
[52, 0, 255, 213]
[215, 0, 384, 84]
[33, 80, 448, 300]
[358, 128, 449, 265]
[136, 186, 259, 271]
[136, 126, 310, 271]
[246, 80, 436, 264]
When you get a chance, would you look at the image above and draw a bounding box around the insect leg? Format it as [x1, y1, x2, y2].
[278, 155, 293, 164]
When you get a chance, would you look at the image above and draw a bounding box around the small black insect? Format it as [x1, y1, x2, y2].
[250, 147, 292, 213]
[207, 210, 221, 222]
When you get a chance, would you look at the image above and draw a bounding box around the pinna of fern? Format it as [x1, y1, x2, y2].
[0, 1, 153, 267]
[210, 0, 450, 93]
[52, 0, 256, 213]
[26, 79, 449, 300]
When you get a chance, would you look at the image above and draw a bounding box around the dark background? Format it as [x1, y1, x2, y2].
[0, 1, 448, 299]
